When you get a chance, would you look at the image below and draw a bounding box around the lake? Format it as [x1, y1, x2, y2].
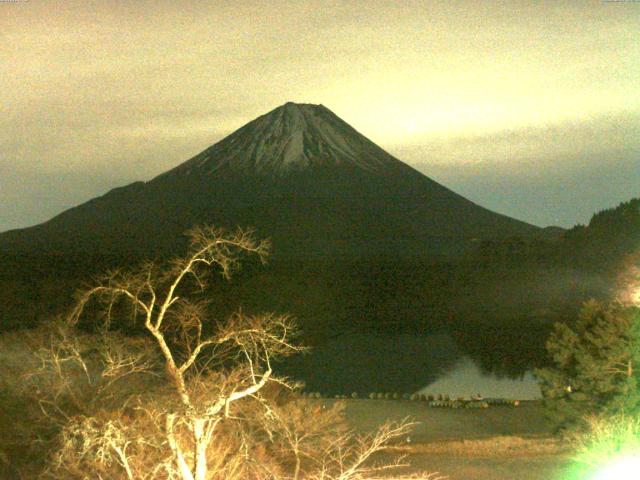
[418, 356, 541, 400]
[281, 332, 541, 398]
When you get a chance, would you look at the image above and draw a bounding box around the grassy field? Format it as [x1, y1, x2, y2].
[389, 449, 573, 480]
[323, 398, 575, 480]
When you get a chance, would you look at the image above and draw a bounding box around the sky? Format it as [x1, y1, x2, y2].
[1, 0, 639, 232]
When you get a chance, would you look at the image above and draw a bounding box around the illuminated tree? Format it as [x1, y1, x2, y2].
[15, 225, 428, 480]
[46, 226, 300, 480]
[535, 299, 640, 430]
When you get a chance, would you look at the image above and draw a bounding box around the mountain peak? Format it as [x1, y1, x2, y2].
[165, 102, 400, 178]
[281, 101, 322, 108]
[279, 101, 326, 113]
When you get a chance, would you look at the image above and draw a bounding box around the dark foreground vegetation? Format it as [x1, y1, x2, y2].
[0, 226, 435, 479]
[0, 198, 638, 478]
[2, 198, 639, 388]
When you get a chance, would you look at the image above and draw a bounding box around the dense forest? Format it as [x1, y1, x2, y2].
[476, 198, 640, 272]
[455, 198, 640, 375]
[1, 198, 638, 389]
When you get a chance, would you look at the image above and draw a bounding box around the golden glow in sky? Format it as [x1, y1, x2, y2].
[1, 0, 639, 230]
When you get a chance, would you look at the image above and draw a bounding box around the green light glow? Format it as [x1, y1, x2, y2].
[567, 414, 640, 480]
[588, 455, 640, 480]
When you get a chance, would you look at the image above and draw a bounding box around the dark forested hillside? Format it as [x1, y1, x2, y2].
[454, 198, 640, 375]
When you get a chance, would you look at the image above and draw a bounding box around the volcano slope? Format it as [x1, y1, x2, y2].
[1, 102, 538, 258]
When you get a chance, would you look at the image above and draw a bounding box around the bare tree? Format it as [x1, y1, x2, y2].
[57, 225, 306, 480]
[258, 395, 433, 480]
[11, 225, 440, 480]
[257, 394, 349, 480]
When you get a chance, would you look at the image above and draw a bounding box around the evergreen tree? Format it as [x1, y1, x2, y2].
[535, 299, 640, 429]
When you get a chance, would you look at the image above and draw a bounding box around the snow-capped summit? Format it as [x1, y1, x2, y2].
[166, 102, 399, 177]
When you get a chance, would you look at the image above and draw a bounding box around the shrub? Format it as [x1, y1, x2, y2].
[571, 413, 640, 479]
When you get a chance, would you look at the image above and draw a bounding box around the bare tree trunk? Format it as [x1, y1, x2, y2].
[149, 327, 193, 408]
[113, 445, 134, 480]
[293, 446, 301, 480]
[166, 414, 195, 480]
[193, 418, 208, 480]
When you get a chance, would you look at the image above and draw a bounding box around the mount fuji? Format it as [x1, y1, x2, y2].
[1, 102, 540, 259]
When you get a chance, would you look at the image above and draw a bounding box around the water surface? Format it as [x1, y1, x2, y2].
[418, 356, 541, 400]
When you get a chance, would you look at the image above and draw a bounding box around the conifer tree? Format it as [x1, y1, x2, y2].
[535, 299, 640, 429]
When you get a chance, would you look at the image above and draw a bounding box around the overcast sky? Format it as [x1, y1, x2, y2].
[2, 0, 638, 232]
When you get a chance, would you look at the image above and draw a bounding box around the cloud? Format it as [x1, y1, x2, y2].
[396, 112, 640, 170]
[399, 114, 640, 227]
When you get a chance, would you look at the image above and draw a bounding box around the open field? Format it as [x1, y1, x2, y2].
[322, 399, 575, 480]
[336, 399, 555, 441]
